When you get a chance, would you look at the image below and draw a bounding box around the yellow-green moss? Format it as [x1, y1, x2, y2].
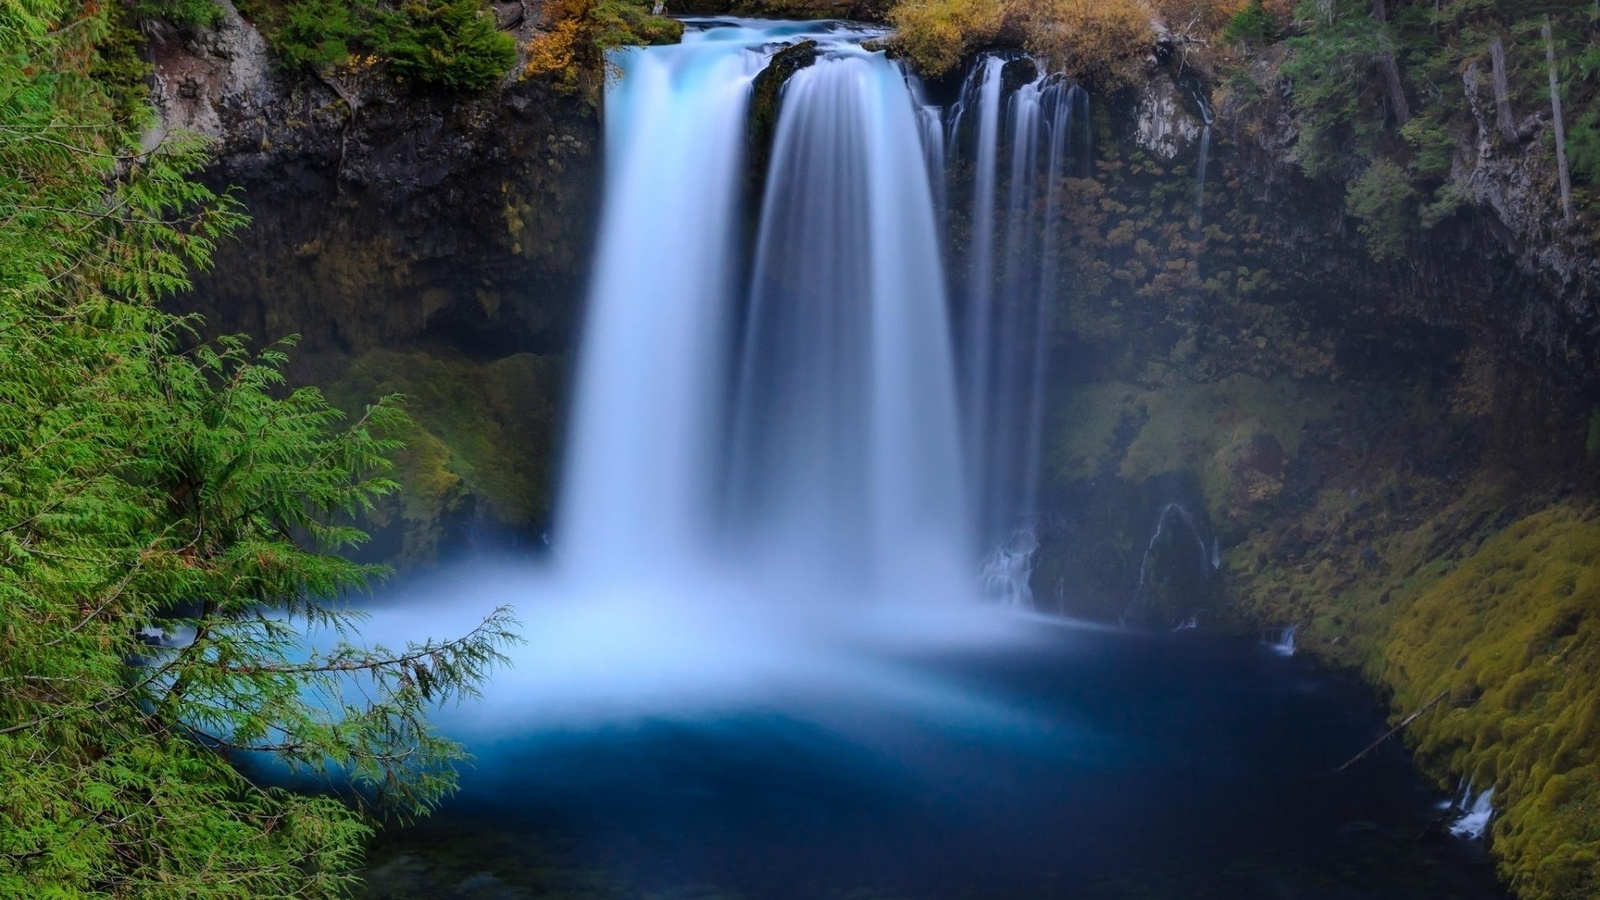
[1234, 481, 1600, 899]
[329, 348, 562, 565]
[1384, 507, 1600, 900]
[1049, 374, 1333, 525]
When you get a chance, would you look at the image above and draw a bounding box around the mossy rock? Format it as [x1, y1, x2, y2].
[1382, 507, 1600, 900]
[1046, 374, 1333, 530]
[329, 348, 563, 567]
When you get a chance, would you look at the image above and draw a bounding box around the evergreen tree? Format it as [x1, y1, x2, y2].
[0, 2, 517, 896]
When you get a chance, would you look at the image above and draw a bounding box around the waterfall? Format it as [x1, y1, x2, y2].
[558, 22, 974, 602]
[949, 55, 1086, 595]
[1450, 784, 1495, 840]
[730, 47, 971, 596]
[1132, 502, 1212, 601]
[1192, 87, 1214, 225]
[1263, 624, 1298, 657]
[558, 27, 764, 582]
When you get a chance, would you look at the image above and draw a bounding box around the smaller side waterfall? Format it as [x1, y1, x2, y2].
[1191, 87, 1214, 224]
[1133, 503, 1211, 598]
[948, 55, 1088, 600]
[978, 529, 1040, 608]
[1263, 624, 1298, 657]
[1449, 785, 1495, 840]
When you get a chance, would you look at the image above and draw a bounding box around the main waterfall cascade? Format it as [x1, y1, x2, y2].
[566, 27, 1084, 607]
[345, 23, 1100, 730]
[727, 49, 970, 598]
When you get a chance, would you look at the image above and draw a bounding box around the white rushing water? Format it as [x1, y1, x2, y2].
[729, 45, 971, 598]
[558, 24, 764, 582]
[340, 22, 1074, 732]
[1450, 784, 1495, 840]
[949, 55, 1088, 575]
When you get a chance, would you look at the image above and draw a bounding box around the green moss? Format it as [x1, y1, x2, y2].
[1235, 468, 1600, 900]
[1382, 507, 1600, 900]
[133, 0, 226, 25]
[328, 348, 563, 566]
[239, 0, 517, 88]
[1048, 375, 1333, 526]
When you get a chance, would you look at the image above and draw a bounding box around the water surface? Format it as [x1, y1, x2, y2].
[360, 623, 1504, 900]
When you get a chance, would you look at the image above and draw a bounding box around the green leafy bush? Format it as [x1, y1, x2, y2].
[1345, 159, 1420, 261]
[1281, 0, 1390, 177]
[240, 0, 517, 89]
[2, 1, 517, 895]
[1221, 0, 1275, 44]
[132, 0, 225, 26]
[273, 0, 372, 70]
[375, 0, 518, 90]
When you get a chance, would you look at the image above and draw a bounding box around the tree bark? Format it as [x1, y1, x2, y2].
[1336, 690, 1449, 772]
[1489, 36, 1516, 142]
[1372, 0, 1412, 125]
[1544, 16, 1574, 225]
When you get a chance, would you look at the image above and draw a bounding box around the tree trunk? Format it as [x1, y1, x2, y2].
[1489, 36, 1516, 142]
[1372, 0, 1412, 125]
[1543, 16, 1574, 225]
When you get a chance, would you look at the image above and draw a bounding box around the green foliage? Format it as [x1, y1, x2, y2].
[375, 0, 517, 90]
[91, 4, 157, 128]
[1281, 0, 1391, 178]
[1568, 106, 1600, 185]
[133, 0, 226, 26]
[1222, 0, 1275, 44]
[240, 0, 517, 88]
[268, 0, 372, 71]
[1400, 110, 1457, 179]
[1346, 159, 1420, 261]
[0, 2, 518, 895]
[525, 0, 685, 94]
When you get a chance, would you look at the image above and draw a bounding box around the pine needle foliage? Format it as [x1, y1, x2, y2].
[0, 2, 520, 896]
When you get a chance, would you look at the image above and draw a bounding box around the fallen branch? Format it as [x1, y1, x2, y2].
[1337, 690, 1449, 773]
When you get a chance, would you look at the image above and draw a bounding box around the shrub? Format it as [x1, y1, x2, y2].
[1149, 0, 1248, 35]
[1221, 0, 1277, 43]
[1345, 159, 1419, 261]
[132, 0, 225, 26]
[1017, 0, 1152, 90]
[240, 0, 517, 89]
[270, 0, 371, 71]
[886, 0, 1006, 78]
[1280, 0, 1389, 177]
[525, 0, 684, 92]
[375, 0, 518, 90]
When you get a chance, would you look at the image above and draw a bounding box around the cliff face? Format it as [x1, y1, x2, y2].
[157, 1, 598, 362]
[155, 2, 598, 563]
[1037, 50, 1600, 900]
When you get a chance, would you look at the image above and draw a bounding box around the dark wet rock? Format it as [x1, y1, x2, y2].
[999, 56, 1037, 94]
[152, 1, 599, 364]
